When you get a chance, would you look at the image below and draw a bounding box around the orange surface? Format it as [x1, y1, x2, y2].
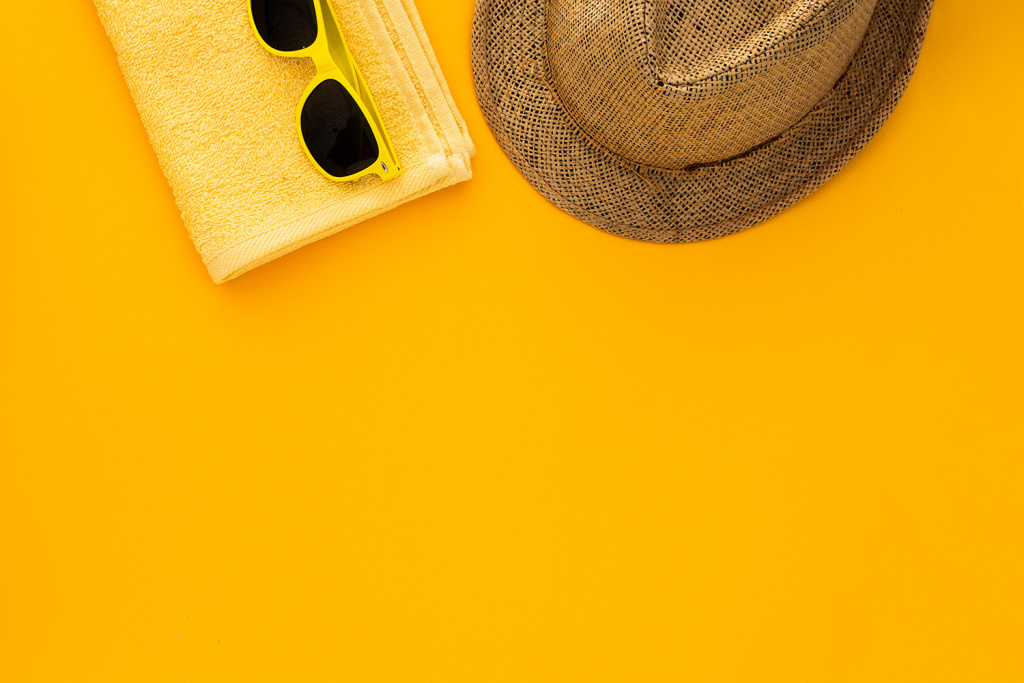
[2, 2, 1023, 681]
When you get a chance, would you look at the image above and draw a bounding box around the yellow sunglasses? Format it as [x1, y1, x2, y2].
[248, 0, 402, 182]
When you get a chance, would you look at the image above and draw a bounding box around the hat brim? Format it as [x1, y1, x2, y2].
[472, 0, 934, 243]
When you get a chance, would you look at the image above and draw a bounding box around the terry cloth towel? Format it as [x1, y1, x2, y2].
[94, 0, 474, 283]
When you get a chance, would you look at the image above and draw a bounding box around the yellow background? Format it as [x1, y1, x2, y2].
[2, 2, 1023, 681]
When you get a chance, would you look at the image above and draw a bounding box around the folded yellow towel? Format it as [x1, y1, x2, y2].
[94, 0, 474, 283]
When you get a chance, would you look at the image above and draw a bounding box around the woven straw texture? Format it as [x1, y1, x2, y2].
[473, 0, 933, 243]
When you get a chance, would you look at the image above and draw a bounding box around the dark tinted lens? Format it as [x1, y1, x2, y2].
[300, 80, 379, 178]
[251, 0, 318, 52]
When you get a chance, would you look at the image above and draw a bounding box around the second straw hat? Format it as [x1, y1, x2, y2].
[472, 0, 934, 242]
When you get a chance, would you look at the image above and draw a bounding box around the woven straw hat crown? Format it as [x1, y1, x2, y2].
[473, 0, 931, 242]
[550, 0, 880, 171]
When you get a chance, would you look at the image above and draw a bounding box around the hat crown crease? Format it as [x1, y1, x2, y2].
[545, 0, 879, 170]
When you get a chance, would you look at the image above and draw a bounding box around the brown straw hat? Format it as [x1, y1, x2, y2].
[472, 0, 934, 242]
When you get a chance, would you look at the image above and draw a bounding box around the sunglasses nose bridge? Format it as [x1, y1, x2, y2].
[311, 48, 336, 74]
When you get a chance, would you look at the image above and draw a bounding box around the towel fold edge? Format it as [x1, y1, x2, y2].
[206, 152, 472, 283]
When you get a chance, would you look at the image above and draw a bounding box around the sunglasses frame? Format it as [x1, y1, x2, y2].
[248, 0, 402, 182]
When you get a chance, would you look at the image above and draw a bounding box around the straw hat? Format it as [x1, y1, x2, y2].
[472, 0, 934, 242]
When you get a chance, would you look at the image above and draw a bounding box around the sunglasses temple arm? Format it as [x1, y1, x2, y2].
[318, 0, 359, 86]
[352, 63, 399, 165]
[318, 0, 398, 165]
